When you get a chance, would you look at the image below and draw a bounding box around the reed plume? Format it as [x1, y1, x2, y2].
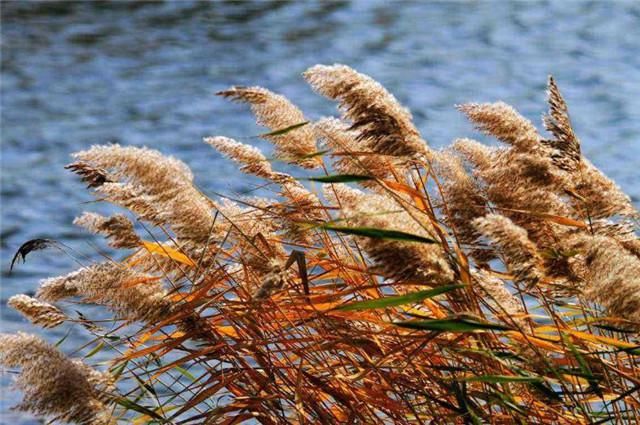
[37, 262, 171, 323]
[541, 76, 581, 172]
[472, 270, 527, 327]
[8, 295, 66, 328]
[336, 185, 454, 285]
[305, 64, 430, 158]
[474, 214, 544, 287]
[458, 101, 541, 152]
[579, 235, 640, 322]
[574, 159, 638, 219]
[74, 212, 140, 249]
[217, 86, 319, 168]
[0, 332, 114, 425]
[314, 117, 398, 184]
[434, 150, 488, 259]
[205, 135, 285, 181]
[65, 161, 112, 188]
[71, 144, 216, 245]
[451, 137, 495, 172]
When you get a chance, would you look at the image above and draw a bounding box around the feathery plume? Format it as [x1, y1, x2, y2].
[574, 159, 638, 219]
[72, 145, 216, 244]
[457, 142, 574, 242]
[36, 268, 82, 301]
[482, 150, 571, 196]
[323, 182, 364, 207]
[435, 151, 488, 261]
[37, 262, 171, 323]
[66, 161, 113, 188]
[472, 269, 527, 327]
[205, 136, 323, 240]
[314, 117, 398, 184]
[449, 139, 574, 237]
[76, 144, 194, 180]
[541, 76, 581, 172]
[217, 86, 319, 168]
[451, 138, 495, 172]
[0, 332, 114, 425]
[590, 219, 640, 258]
[277, 181, 325, 242]
[474, 214, 544, 287]
[458, 102, 540, 152]
[304, 64, 430, 158]
[580, 236, 640, 323]
[338, 187, 453, 285]
[8, 295, 67, 328]
[95, 182, 157, 220]
[74, 212, 141, 249]
[205, 136, 287, 181]
[280, 180, 323, 212]
[72, 359, 116, 396]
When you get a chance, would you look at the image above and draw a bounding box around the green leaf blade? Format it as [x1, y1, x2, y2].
[84, 341, 105, 359]
[260, 121, 309, 137]
[321, 225, 437, 244]
[338, 284, 465, 311]
[395, 317, 512, 333]
[306, 174, 373, 183]
[115, 397, 166, 422]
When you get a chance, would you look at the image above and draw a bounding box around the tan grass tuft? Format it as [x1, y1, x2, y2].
[338, 187, 454, 285]
[0, 332, 114, 424]
[574, 159, 638, 219]
[36, 262, 171, 323]
[472, 270, 527, 327]
[205, 135, 286, 181]
[8, 295, 67, 328]
[305, 64, 430, 158]
[73, 145, 216, 244]
[217, 86, 319, 168]
[581, 236, 640, 322]
[314, 117, 399, 184]
[474, 214, 544, 287]
[541, 76, 581, 172]
[458, 101, 541, 152]
[74, 212, 140, 249]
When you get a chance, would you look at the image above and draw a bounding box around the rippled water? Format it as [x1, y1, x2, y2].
[1, 1, 639, 422]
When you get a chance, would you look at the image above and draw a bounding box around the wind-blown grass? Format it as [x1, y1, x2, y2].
[3, 65, 639, 424]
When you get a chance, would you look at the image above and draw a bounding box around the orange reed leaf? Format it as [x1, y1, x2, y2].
[382, 180, 430, 211]
[141, 241, 196, 266]
[122, 334, 189, 361]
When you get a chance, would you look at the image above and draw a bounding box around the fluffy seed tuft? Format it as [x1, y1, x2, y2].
[8, 295, 67, 328]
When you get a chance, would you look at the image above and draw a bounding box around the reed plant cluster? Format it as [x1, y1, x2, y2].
[3, 64, 640, 424]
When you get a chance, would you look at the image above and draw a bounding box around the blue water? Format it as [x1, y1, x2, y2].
[1, 1, 639, 422]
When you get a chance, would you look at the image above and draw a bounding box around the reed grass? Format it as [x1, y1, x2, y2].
[3, 65, 640, 424]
